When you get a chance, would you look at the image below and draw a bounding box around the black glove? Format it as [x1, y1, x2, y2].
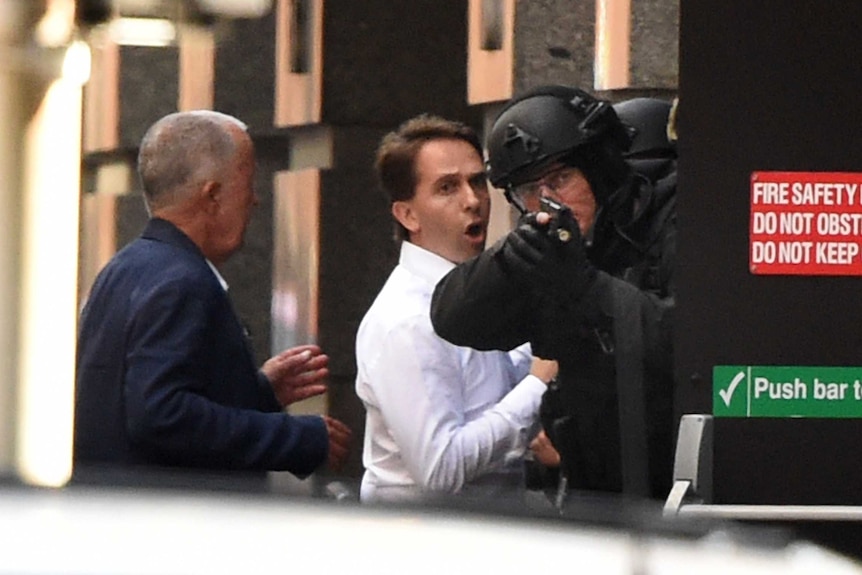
[496, 208, 597, 304]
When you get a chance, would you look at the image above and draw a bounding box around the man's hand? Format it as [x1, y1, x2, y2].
[261, 344, 329, 407]
[323, 416, 352, 472]
[497, 210, 596, 302]
[530, 357, 558, 384]
[529, 429, 561, 468]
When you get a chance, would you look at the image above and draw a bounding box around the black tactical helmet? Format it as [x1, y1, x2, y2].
[612, 97, 677, 184]
[612, 98, 675, 161]
[486, 86, 633, 195]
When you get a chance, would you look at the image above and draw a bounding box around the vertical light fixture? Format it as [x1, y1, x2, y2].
[178, 25, 214, 110]
[11, 0, 89, 487]
[275, 0, 322, 126]
[467, 0, 514, 104]
[595, 0, 631, 90]
[18, 62, 87, 487]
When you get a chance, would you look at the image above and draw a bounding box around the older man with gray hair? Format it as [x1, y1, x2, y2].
[75, 111, 350, 486]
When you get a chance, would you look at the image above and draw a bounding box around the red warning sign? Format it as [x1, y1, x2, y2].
[751, 171, 862, 275]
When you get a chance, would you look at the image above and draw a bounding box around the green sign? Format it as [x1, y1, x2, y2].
[714, 365, 862, 418]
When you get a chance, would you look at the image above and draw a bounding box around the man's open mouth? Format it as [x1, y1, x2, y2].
[465, 222, 484, 238]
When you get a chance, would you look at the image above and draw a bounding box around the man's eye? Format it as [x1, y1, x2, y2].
[517, 183, 540, 197]
[469, 174, 488, 189]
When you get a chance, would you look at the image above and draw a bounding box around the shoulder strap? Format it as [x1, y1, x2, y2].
[615, 173, 676, 497]
[613, 286, 650, 497]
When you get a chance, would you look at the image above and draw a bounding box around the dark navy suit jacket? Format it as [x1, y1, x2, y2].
[74, 218, 328, 479]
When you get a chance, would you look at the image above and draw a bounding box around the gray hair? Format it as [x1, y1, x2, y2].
[137, 110, 248, 213]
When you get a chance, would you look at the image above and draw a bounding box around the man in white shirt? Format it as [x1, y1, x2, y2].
[355, 114, 556, 504]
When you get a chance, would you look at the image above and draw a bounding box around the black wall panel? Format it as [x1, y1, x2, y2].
[676, 0, 862, 507]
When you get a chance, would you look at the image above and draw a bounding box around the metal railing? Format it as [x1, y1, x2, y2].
[664, 414, 862, 521]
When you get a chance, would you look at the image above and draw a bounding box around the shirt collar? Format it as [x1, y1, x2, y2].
[205, 259, 229, 291]
[399, 241, 457, 286]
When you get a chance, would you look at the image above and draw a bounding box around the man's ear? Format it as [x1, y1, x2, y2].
[200, 181, 220, 214]
[391, 201, 419, 234]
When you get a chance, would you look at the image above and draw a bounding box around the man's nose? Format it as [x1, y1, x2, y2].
[462, 183, 481, 208]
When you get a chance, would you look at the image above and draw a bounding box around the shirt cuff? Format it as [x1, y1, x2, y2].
[498, 373, 546, 438]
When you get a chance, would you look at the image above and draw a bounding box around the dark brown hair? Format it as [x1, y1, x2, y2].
[375, 114, 483, 241]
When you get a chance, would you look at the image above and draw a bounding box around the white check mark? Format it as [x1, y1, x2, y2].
[719, 371, 746, 407]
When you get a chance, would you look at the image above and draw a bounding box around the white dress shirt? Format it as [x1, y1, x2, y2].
[355, 241, 546, 503]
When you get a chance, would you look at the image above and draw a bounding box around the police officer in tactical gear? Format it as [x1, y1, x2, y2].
[613, 97, 677, 185]
[430, 85, 677, 501]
